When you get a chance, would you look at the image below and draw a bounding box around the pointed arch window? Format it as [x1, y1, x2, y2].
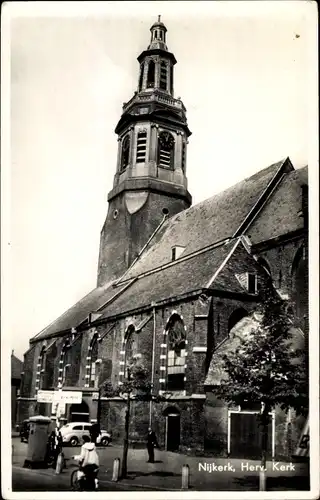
[170, 65, 174, 94]
[167, 315, 186, 391]
[121, 135, 130, 171]
[124, 325, 136, 379]
[136, 131, 147, 163]
[158, 131, 174, 169]
[160, 61, 167, 90]
[58, 340, 71, 388]
[181, 141, 186, 172]
[88, 335, 99, 388]
[147, 60, 155, 88]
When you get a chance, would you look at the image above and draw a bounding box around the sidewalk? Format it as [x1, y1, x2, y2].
[12, 439, 310, 492]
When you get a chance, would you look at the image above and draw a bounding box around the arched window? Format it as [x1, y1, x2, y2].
[136, 131, 147, 163]
[35, 346, 46, 392]
[228, 308, 248, 334]
[124, 325, 136, 379]
[158, 131, 174, 169]
[147, 60, 155, 88]
[58, 340, 71, 388]
[181, 141, 186, 172]
[88, 335, 99, 388]
[291, 246, 308, 322]
[166, 315, 186, 391]
[160, 61, 167, 90]
[170, 65, 174, 94]
[138, 63, 144, 91]
[121, 135, 130, 171]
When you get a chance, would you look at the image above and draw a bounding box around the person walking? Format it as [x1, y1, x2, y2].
[146, 427, 159, 463]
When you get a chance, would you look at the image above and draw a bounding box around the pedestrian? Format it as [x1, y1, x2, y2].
[73, 434, 100, 490]
[146, 427, 159, 463]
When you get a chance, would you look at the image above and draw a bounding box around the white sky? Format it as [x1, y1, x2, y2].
[2, 1, 317, 360]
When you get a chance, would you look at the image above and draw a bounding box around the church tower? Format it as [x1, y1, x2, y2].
[97, 17, 192, 286]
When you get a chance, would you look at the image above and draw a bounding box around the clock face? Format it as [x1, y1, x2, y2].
[160, 132, 174, 147]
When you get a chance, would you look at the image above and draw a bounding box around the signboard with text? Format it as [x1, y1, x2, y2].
[37, 390, 82, 405]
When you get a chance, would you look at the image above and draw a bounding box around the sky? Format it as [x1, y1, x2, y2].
[2, 1, 317, 360]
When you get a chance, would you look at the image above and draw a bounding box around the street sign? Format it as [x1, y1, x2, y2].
[36, 390, 82, 404]
[54, 391, 82, 404]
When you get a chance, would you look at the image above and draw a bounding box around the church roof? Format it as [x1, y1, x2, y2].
[31, 281, 127, 341]
[122, 159, 289, 280]
[248, 166, 308, 245]
[11, 353, 23, 380]
[30, 158, 307, 342]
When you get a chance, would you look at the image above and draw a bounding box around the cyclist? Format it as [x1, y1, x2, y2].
[73, 434, 99, 490]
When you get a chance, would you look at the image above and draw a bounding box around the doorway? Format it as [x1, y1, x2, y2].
[229, 411, 273, 459]
[69, 401, 90, 422]
[166, 414, 180, 452]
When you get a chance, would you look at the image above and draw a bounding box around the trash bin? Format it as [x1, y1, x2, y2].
[23, 415, 52, 469]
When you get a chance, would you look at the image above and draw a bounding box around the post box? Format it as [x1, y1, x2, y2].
[23, 415, 52, 469]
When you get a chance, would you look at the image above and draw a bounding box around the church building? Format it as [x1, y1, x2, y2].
[18, 18, 308, 460]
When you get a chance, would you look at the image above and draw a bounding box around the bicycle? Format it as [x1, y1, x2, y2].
[70, 463, 99, 491]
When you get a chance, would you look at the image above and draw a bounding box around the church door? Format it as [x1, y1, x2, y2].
[166, 414, 180, 452]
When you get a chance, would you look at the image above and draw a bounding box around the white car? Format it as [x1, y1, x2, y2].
[60, 422, 112, 447]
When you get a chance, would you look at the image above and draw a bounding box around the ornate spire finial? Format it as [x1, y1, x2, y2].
[158, 15, 161, 22]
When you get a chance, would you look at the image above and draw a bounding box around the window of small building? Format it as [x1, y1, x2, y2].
[147, 60, 155, 88]
[158, 131, 174, 169]
[166, 315, 186, 391]
[136, 131, 147, 163]
[247, 273, 257, 294]
[121, 135, 130, 171]
[160, 61, 167, 90]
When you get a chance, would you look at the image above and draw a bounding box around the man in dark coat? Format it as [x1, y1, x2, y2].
[146, 427, 159, 463]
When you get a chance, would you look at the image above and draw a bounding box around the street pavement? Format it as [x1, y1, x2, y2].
[11, 437, 309, 492]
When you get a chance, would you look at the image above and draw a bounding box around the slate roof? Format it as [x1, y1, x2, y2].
[204, 314, 305, 386]
[99, 240, 242, 318]
[248, 166, 308, 245]
[30, 158, 305, 342]
[122, 159, 287, 280]
[11, 354, 23, 380]
[32, 281, 127, 341]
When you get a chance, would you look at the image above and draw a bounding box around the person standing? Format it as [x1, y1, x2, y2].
[146, 427, 159, 463]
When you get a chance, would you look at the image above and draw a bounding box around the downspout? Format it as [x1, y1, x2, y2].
[149, 302, 157, 426]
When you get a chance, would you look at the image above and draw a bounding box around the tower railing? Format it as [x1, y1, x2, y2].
[122, 90, 186, 113]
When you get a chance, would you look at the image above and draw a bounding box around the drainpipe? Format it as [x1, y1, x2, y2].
[149, 303, 157, 426]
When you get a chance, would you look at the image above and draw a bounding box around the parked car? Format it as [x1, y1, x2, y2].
[19, 419, 30, 443]
[60, 422, 112, 447]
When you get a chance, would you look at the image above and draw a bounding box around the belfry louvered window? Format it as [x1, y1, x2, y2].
[138, 63, 144, 91]
[136, 131, 147, 163]
[158, 131, 174, 169]
[147, 61, 155, 88]
[160, 61, 167, 90]
[121, 135, 130, 171]
[182, 141, 186, 172]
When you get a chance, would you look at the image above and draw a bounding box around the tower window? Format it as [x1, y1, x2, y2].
[170, 65, 173, 94]
[138, 63, 144, 91]
[147, 60, 155, 88]
[121, 135, 130, 171]
[160, 62, 167, 90]
[158, 131, 174, 169]
[136, 131, 147, 163]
